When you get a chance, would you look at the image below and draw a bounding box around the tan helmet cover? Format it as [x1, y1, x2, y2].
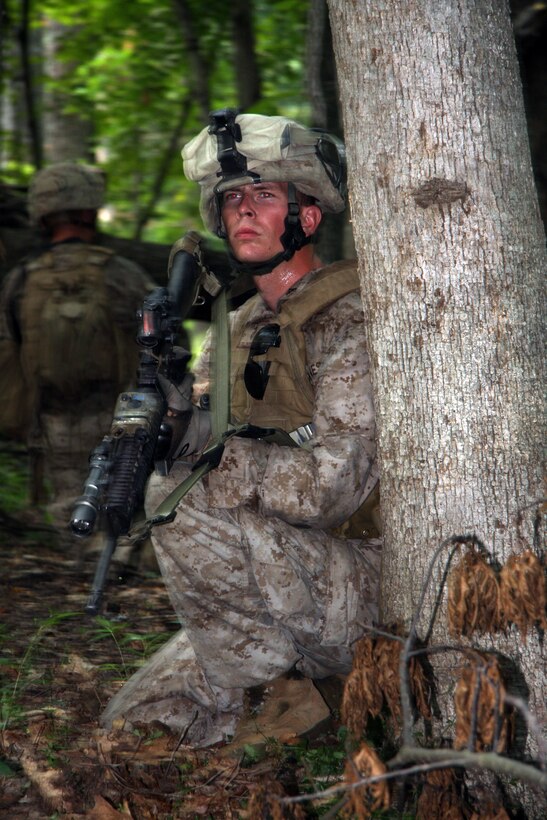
[182, 113, 346, 233]
[28, 162, 106, 222]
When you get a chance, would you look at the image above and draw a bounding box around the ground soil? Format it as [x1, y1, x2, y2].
[0, 520, 342, 819]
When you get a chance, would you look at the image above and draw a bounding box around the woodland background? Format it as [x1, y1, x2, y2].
[0, 1, 546, 818]
[1, 0, 545, 277]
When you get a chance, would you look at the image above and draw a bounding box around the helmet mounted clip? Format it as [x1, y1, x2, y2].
[208, 109, 248, 177]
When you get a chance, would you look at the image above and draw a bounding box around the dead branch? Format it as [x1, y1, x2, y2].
[392, 746, 547, 789]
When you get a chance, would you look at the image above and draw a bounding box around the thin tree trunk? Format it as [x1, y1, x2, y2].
[134, 98, 192, 241]
[18, 0, 43, 168]
[171, 0, 211, 121]
[230, 0, 261, 110]
[306, 0, 350, 262]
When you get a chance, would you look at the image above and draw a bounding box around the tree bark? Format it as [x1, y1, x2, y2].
[328, 0, 545, 813]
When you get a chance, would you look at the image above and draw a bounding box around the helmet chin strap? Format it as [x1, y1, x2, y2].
[227, 183, 312, 277]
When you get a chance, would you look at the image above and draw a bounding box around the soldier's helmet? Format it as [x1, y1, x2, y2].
[182, 109, 347, 238]
[28, 162, 105, 223]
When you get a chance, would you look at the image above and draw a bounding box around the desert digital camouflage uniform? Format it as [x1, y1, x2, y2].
[0, 242, 155, 531]
[101, 259, 381, 745]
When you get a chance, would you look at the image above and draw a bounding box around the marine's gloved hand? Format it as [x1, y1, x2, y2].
[155, 372, 211, 463]
[159, 370, 194, 415]
[163, 346, 192, 385]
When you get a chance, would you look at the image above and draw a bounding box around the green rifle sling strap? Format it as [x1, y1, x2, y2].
[135, 284, 299, 536]
[210, 286, 231, 439]
[135, 287, 233, 533]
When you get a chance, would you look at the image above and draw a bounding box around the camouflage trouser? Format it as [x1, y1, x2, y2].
[100, 461, 382, 746]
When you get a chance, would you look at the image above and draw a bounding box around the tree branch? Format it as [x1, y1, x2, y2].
[393, 745, 547, 788]
[134, 97, 192, 240]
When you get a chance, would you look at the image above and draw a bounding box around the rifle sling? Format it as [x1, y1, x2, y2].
[131, 287, 299, 540]
[131, 287, 234, 537]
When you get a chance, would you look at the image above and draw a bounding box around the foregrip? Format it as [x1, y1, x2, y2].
[70, 389, 165, 540]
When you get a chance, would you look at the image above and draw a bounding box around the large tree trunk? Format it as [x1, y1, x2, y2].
[328, 0, 545, 814]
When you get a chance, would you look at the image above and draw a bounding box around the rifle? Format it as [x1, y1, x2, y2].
[69, 232, 206, 616]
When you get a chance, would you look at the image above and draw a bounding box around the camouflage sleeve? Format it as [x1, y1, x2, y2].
[103, 255, 157, 331]
[206, 292, 377, 529]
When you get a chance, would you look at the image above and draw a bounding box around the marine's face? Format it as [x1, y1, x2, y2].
[220, 181, 289, 263]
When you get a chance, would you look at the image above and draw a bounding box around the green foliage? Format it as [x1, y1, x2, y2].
[0, 611, 80, 731]
[0, 443, 30, 514]
[0, 758, 18, 776]
[2, 0, 311, 243]
[85, 615, 172, 680]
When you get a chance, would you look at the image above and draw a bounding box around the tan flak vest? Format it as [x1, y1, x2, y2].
[230, 259, 381, 537]
[230, 259, 360, 432]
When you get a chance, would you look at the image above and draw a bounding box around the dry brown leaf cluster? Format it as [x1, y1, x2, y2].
[448, 546, 546, 641]
[415, 767, 466, 819]
[454, 653, 512, 752]
[416, 769, 511, 820]
[242, 777, 306, 819]
[341, 742, 391, 819]
[499, 550, 547, 640]
[448, 546, 500, 637]
[341, 631, 431, 738]
[469, 803, 511, 819]
[341, 636, 382, 737]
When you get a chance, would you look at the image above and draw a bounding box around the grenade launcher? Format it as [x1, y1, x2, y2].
[69, 233, 205, 616]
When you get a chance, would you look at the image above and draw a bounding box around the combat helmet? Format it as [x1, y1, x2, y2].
[182, 109, 346, 274]
[28, 162, 105, 223]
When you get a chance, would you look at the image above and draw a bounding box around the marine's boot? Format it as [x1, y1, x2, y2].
[219, 675, 332, 758]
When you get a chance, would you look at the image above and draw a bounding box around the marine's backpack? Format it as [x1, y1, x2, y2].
[19, 243, 131, 398]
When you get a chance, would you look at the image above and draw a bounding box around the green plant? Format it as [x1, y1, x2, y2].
[84, 615, 172, 680]
[0, 611, 80, 731]
[0, 443, 30, 515]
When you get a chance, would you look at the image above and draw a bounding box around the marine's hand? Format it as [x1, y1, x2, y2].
[158, 371, 194, 414]
[154, 415, 191, 462]
[156, 372, 211, 463]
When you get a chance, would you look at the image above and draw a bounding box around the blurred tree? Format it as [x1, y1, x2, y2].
[306, 0, 349, 262]
[230, 0, 261, 109]
[512, 0, 547, 228]
[41, 17, 94, 163]
[0, 0, 309, 244]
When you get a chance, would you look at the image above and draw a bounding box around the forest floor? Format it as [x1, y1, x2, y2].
[2, 444, 543, 819]
[0, 495, 348, 819]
